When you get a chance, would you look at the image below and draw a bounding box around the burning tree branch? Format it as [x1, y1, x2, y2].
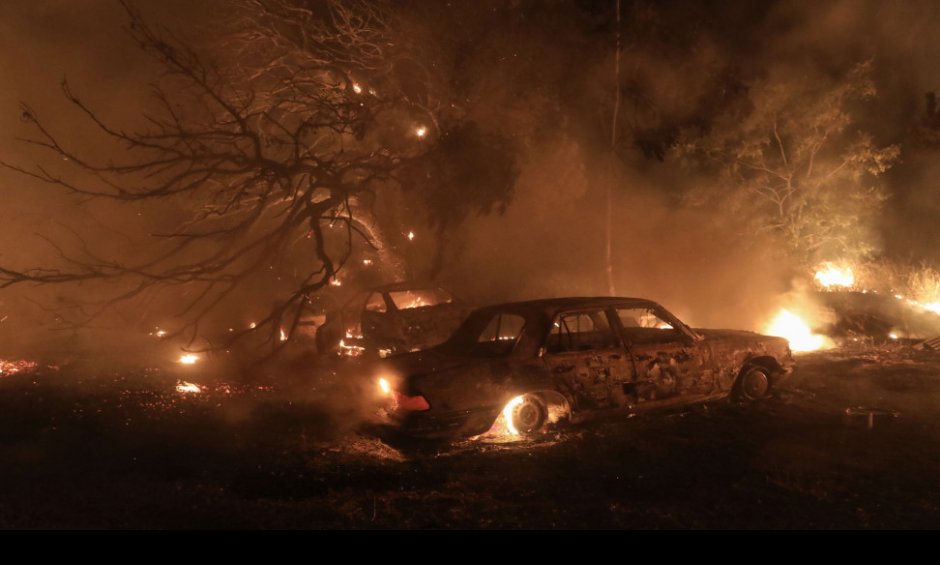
[0, 0, 429, 352]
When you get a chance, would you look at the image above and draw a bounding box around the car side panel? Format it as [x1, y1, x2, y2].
[627, 340, 720, 403]
[543, 349, 632, 410]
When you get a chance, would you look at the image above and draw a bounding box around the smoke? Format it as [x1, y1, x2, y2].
[3, 0, 940, 365]
[427, 0, 940, 331]
[436, 132, 792, 330]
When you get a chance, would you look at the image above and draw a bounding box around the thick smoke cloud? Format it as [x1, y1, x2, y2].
[2, 0, 940, 360]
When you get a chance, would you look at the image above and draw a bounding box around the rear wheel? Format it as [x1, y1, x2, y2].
[507, 394, 547, 435]
[735, 365, 771, 401]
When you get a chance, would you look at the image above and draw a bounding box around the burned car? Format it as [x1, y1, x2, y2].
[375, 297, 794, 439]
[317, 283, 470, 356]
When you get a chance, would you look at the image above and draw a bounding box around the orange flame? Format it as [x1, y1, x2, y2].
[178, 354, 200, 365]
[764, 309, 831, 352]
[814, 262, 855, 289]
[175, 381, 203, 394]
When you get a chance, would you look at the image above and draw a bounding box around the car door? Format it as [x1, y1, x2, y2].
[361, 292, 398, 345]
[541, 309, 633, 410]
[614, 306, 715, 405]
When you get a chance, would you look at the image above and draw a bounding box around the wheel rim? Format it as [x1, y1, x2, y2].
[511, 397, 544, 434]
[741, 368, 770, 400]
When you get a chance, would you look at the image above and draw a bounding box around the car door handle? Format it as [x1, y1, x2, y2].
[554, 364, 574, 374]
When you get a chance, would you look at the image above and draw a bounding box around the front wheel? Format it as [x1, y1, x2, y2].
[734, 365, 771, 401]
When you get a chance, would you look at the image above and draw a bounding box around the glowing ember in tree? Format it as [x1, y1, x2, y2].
[764, 309, 831, 352]
[407, 230, 415, 241]
[414, 125, 427, 138]
[175, 381, 203, 394]
[352, 83, 362, 94]
[279, 328, 288, 342]
[814, 262, 855, 289]
[330, 278, 342, 287]
[178, 354, 200, 365]
[378, 377, 391, 395]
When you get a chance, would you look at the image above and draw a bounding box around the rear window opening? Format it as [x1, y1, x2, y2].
[389, 288, 454, 310]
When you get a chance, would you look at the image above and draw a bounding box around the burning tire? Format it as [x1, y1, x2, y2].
[506, 394, 547, 436]
[734, 365, 771, 401]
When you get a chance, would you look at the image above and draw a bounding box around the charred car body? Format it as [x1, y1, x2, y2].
[376, 297, 794, 439]
[317, 283, 470, 356]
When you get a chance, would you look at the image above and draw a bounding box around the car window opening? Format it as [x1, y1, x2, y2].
[547, 310, 619, 353]
[365, 292, 387, 313]
[472, 313, 525, 357]
[617, 307, 683, 344]
[389, 288, 454, 310]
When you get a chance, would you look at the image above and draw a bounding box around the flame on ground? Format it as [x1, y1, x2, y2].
[814, 262, 855, 289]
[764, 309, 832, 352]
[0, 359, 39, 376]
[338, 339, 365, 357]
[175, 381, 203, 394]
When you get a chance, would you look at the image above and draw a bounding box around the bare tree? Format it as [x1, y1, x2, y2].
[0, 0, 429, 352]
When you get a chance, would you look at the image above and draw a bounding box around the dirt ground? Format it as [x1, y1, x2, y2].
[1, 345, 939, 529]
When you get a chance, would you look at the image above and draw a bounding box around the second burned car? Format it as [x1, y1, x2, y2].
[375, 297, 794, 439]
[317, 282, 470, 356]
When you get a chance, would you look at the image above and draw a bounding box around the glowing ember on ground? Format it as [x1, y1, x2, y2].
[249, 321, 257, 329]
[338, 339, 365, 357]
[330, 278, 342, 287]
[362, 259, 373, 266]
[352, 83, 362, 94]
[414, 125, 427, 138]
[814, 262, 855, 289]
[889, 332, 899, 340]
[279, 328, 288, 342]
[178, 354, 200, 365]
[175, 381, 203, 394]
[764, 309, 831, 352]
[0, 359, 39, 376]
[407, 230, 415, 241]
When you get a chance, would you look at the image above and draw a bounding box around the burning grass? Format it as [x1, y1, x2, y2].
[0, 359, 39, 377]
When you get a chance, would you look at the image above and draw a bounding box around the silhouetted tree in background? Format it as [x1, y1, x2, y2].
[673, 62, 900, 265]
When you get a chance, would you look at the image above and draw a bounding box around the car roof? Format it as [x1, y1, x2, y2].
[477, 296, 660, 318]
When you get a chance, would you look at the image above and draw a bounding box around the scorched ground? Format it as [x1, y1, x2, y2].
[0, 345, 939, 528]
